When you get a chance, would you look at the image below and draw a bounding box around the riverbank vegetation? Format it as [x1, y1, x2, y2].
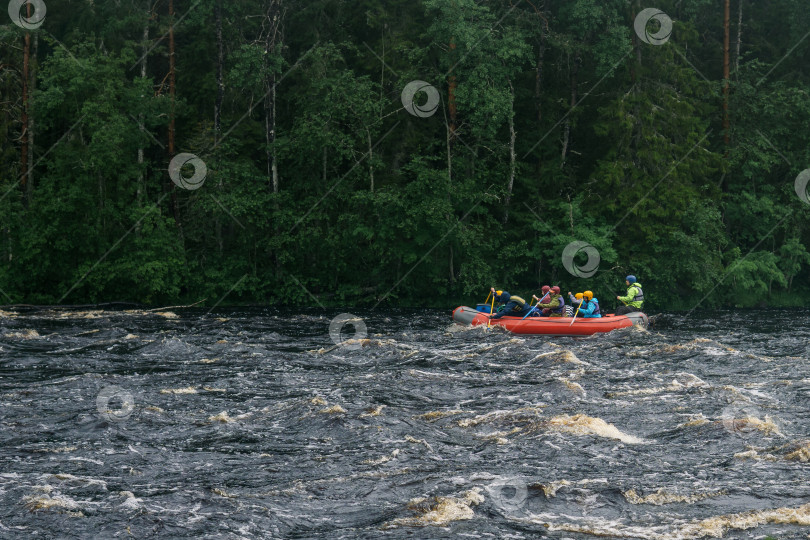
[1, 0, 809, 309]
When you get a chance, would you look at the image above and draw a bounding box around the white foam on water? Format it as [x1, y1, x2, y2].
[67, 457, 104, 465]
[383, 488, 484, 528]
[547, 414, 646, 444]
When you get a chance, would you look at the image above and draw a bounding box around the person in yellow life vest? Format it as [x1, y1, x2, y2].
[616, 275, 644, 315]
[489, 288, 531, 319]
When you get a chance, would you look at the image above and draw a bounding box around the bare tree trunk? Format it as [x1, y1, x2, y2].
[370, 27, 388, 191]
[168, 0, 181, 230]
[503, 79, 516, 225]
[449, 244, 454, 284]
[137, 1, 149, 209]
[568, 197, 574, 234]
[379, 27, 385, 118]
[631, 0, 642, 79]
[26, 33, 37, 204]
[532, 7, 549, 275]
[264, 0, 281, 194]
[734, 0, 743, 78]
[722, 0, 730, 149]
[168, 0, 175, 158]
[264, 0, 282, 280]
[215, 0, 224, 253]
[366, 127, 374, 192]
[534, 20, 546, 182]
[98, 171, 104, 229]
[20, 3, 30, 204]
[442, 60, 455, 277]
[561, 52, 580, 169]
[445, 108, 452, 184]
[215, 0, 223, 138]
[448, 39, 457, 147]
[441, 84, 452, 183]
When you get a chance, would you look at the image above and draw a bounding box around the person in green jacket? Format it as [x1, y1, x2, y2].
[534, 286, 565, 317]
[616, 275, 644, 315]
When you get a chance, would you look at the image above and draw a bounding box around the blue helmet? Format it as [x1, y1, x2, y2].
[497, 292, 511, 303]
[626, 275, 636, 284]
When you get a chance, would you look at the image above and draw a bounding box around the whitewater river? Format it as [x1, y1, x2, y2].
[1, 307, 809, 539]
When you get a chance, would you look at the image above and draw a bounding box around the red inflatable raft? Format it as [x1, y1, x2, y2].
[452, 306, 648, 336]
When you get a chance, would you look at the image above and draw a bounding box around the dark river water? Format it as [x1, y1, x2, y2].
[1, 307, 809, 539]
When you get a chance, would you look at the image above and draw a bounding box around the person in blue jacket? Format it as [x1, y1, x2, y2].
[577, 290, 602, 318]
[489, 288, 531, 319]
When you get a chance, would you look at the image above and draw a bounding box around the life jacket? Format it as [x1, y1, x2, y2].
[590, 298, 601, 315]
[628, 283, 644, 307]
[509, 295, 526, 311]
[551, 294, 565, 314]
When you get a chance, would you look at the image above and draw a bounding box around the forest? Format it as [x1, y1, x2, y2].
[1, 0, 809, 310]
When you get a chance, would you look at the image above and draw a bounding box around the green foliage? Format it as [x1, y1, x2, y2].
[1, 0, 809, 310]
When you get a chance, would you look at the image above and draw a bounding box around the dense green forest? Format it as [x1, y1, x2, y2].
[1, 0, 809, 309]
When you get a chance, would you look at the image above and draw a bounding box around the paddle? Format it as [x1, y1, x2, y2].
[524, 291, 550, 320]
[488, 289, 496, 328]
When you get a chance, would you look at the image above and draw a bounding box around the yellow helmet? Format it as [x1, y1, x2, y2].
[495, 290, 503, 296]
[583, 290, 593, 300]
[574, 292, 583, 300]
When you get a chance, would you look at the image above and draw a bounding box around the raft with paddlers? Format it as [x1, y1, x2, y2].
[452, 305, 648, 336]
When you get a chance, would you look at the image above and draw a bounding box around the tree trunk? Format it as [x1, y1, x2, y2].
[379, 27, 385, 118]
[98, 171, 105, 229]
[503, 79, 516, 225]
[734, 0, 743, 78]
[366, 127, 374, 192]
[215, 0, 223, 138]
[264, 0, 281, 194]
[561, 52, 580, 169]
[448, 38, 457, 147]
[168, 0, 175, 157]
[442, 96, 452, 184]
[26, 33, 37, 205]
[137, 0, 149, 209]
[449, 244, 454, 284]
[534, 16, 546, 184]
[20, 2, 30, 204]
[722, 0, 730, 149]
[215, 0, 224, 253]
[168, 0, 181, 229]
[632, 0, 642, 77]
[568, 197, 574, 235]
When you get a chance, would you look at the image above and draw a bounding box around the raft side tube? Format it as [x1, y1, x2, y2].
[624, 312, 649, 329]
[452, 306, 480, 325]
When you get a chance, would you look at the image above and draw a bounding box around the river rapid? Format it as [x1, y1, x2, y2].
[0, 307, 809, 539]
